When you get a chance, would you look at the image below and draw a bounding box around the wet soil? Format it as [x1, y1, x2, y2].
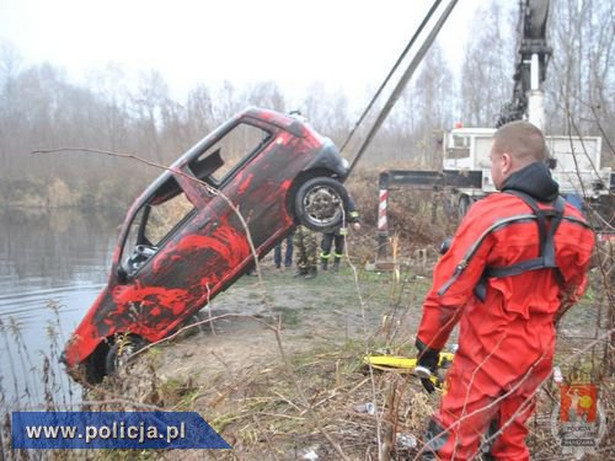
[155, 258, 431, 382]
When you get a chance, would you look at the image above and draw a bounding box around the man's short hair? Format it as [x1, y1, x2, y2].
[492, 120, 547, 164]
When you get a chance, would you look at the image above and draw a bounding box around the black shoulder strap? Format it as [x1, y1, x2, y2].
[474, 192, 565, 301]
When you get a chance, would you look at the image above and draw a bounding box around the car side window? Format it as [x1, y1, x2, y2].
[121, 206, 146, 271]
[120, 176, 195, 275]
[189, 123, 271, 185]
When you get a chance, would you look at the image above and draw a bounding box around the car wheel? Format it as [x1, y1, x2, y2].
[104, 336, 144, 376]
[295, 177, 349, 232]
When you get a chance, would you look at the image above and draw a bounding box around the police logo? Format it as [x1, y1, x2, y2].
[550, 380, 606, 458]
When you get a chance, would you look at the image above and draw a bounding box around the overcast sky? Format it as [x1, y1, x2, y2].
[0, 0, 479, 105]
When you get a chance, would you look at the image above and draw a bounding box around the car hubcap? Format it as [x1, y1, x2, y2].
[304, 186, 342, 224]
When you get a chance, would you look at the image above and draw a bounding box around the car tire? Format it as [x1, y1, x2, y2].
[104, 336, 144, 376]
[295, 177, 349, 232]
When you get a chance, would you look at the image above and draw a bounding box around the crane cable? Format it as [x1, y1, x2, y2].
[346, 0, 458, 175]
[339, 0, 443, 156]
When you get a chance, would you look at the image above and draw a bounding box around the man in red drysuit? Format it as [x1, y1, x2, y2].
[414, 121, 595, 460]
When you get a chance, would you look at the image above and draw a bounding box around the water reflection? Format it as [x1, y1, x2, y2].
[0, 208, 121, 406]
[1, 208, 118, 286]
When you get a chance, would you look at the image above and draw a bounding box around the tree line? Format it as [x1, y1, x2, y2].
[0, 0, 612, 209]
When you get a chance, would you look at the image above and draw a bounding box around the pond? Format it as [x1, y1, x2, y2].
[0, 208, 121, 408]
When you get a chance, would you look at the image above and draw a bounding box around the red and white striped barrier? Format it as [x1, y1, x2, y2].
[378, 189, 389, 232]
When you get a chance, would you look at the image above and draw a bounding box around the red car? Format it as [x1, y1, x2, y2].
[62, 108, 351, 382]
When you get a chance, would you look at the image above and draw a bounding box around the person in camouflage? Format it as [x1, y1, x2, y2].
[293, 225, 318, 279]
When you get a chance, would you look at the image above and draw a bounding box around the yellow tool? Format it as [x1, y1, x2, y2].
[362, 352, 455, 387]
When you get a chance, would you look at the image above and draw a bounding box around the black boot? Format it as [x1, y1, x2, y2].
[332, 258, 340, 272]
[320, 258, 328, 271]
[294, 268, 307, 277]
[304, 267, 317, 279]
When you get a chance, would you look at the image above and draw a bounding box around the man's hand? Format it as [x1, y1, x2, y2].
[415, 339, 440, 393]
[352, 222, 361, 231]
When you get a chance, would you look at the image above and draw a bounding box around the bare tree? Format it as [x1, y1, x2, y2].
[459, 1, 515, 128]
[0, 41, 23, 173]
[547, 0, 615, 140]
[0, 41, 22, 86]
[411, 43, 455, 169]
[2, 1, 613, 211]
[245, 80, 286, 112]
[130, 70, 171, 164]
[185, 83, 215, 143]
[88, 63, 131, 152]
[213, 80, 242, 124]
[301, 81, 351, 146]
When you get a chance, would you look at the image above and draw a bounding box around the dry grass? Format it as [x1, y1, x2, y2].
[79, 340, 441, 460]
[4, 168, 615, 460]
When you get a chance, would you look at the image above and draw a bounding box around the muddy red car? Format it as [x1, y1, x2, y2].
[62, 108, 351, 382]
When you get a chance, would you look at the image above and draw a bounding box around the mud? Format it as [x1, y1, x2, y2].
[152, 253, 600, 387]
[155, 259, 427, 381]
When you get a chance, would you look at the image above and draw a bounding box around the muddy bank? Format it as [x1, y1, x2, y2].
[156, 261, 431, 382]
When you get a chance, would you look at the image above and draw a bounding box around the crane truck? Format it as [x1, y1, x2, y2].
[376, 0, 611, 258]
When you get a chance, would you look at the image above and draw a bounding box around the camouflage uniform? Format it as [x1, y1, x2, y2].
[293, 225, 318, 279]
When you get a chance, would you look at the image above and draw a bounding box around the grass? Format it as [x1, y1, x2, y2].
[3, 187, 615, 459]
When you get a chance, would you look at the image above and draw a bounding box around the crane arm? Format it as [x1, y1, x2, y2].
[497, 0, 552, 128]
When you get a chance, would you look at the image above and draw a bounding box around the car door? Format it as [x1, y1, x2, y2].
[110, 121, 277, 339]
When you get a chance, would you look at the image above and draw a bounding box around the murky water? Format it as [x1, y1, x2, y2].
[0, 208, 121, 406]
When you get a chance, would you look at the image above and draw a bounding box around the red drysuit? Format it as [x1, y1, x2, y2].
[416, 168, 595, 459]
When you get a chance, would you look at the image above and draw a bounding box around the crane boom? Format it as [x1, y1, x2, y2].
[497, 0, 552, 129]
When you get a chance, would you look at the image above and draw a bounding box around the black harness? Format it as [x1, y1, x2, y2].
[437, 191, 568, 301]
[474, 190, 565, 301]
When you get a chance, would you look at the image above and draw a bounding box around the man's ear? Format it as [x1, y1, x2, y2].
[502, 152, 513, 175]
